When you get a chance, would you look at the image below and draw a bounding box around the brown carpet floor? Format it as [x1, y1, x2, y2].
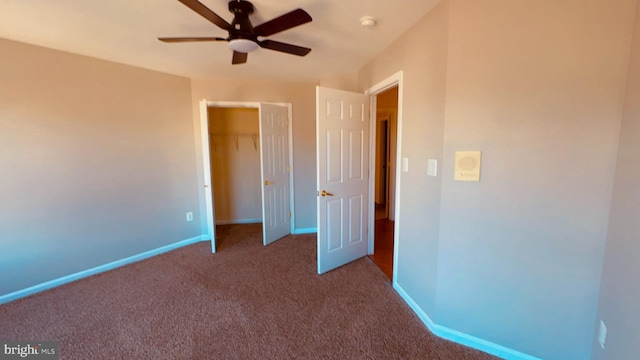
[0, 224, 499, 359]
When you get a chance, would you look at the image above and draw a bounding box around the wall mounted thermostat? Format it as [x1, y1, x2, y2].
[454, 151, 481, 182]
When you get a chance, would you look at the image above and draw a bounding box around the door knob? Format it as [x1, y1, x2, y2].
[321, 190, 334, 197]
[264, 180, 274, 186]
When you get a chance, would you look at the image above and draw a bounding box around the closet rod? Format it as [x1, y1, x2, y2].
[209, 133, 258, 137]
[208, 133, 260, 152]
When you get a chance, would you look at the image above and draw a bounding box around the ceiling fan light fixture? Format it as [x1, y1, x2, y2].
[229, 39, 259, 53]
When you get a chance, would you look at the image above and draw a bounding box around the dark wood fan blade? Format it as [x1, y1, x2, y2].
[158, 37, 227, 43]
[259, 40, 311, 56]
[253, 9, 312, 37]
[232, 51, 248, 65]
[178, 0, 231, 30]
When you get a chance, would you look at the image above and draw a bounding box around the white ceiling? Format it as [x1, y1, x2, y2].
[0, 0, 440, 82]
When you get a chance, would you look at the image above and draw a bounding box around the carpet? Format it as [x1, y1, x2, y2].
[0, 224, 498, 359]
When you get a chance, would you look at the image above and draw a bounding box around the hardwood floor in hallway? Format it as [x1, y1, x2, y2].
[369, 218, 394, 280]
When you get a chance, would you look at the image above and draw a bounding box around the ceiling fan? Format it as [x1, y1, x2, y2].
[159, 0, 313, 65]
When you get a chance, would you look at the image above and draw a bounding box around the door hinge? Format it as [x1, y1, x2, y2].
[289, 211, 292, 218]
[287, 165, 291, 173]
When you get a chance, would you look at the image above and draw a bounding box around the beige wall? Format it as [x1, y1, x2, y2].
[359, 0, 450, 321]
[191, 78, 317, 231]
[356, 0, 637, 359]
[593, 1, 640, 359]
[0, 38, 198, 296]
[208, 108, 261, 223]
[439, 1, 633, 358]
[318, 73, 359, 92]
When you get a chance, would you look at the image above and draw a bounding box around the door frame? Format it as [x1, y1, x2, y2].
[198, 100, 295, 252]
[365, 71, 403, 284]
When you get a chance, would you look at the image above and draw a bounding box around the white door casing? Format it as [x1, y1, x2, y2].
[199, 101, 293, 251]
[316, 86, 370, 274]
[259, 103, 291, 245]
[200, 100, 217, 253]
[365, 71, 403, 283]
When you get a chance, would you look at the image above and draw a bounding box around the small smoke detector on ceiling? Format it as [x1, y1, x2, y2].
[360, 16, 377, 29]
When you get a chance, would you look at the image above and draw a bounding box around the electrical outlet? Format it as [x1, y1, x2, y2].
[598, 320, 607, 349]
[186, 212, 193, 222]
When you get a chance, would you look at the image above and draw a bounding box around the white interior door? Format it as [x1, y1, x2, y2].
[259, 103, 291, 245]
[200, 100, 216, 253]
[316, 86, 369, 274]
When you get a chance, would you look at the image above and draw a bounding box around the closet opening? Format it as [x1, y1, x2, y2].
[199, 101, 294, 253]
[208, 107, 262, 226]
[208, 107, 262, 249]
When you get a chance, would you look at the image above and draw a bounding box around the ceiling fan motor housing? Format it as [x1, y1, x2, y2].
[229, 0, 255, 40]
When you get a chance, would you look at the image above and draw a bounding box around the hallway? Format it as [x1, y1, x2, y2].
[369, 218, 394, 280]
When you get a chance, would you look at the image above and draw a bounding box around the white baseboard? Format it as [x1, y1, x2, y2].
[292, 227, 317, 235]
[0, 235, 207, 305]
[215, 218, 262, 225]
[393, 283, 541, 360]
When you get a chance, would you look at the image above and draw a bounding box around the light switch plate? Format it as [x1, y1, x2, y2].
[427, 159, 438, 177]
[402, 157, 409, 173]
